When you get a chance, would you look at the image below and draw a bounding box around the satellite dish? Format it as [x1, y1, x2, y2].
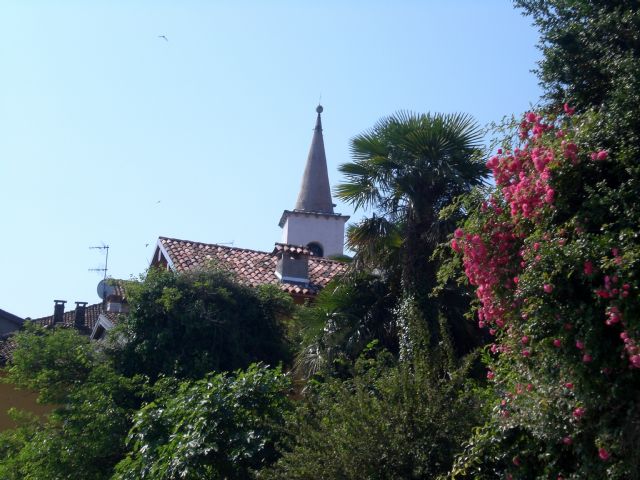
[97, 279, 116, 300]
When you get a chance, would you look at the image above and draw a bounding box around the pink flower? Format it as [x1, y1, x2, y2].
[597, 150, 608, 161]
[573, 407, 586, 419]
[553, 339, 562, 348]
[526, 383, 533, 391]
[526, 112, 537, 123]
[583, 261, 594, 275]
[487, 371, 495, 380]
[564, 382, 574, 389]
[522, 349, 531, 358]
[521, 335, 530, 345]
[598, 448, 610, 461]
[454, 228, 464, 238]
[512, 456, 521, 466]
[562, 436, 573, 445]
[543, 284, 554, 294]
[563, 103, 575, 116]
[576, 340, 585, 350]
[583, 354, 593, 363]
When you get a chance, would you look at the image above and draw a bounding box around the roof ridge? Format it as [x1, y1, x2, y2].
[30, 302, 103, 322]
[159, 236, 272, 256]
[159, 237, 348, 264]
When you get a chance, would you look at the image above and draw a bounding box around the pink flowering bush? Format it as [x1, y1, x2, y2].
[449, 109, 640, 479]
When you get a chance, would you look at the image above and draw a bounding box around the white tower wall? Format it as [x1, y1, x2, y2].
[281, 212, 348, 258]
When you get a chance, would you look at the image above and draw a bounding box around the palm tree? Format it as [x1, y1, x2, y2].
[336, 111, 487, 353]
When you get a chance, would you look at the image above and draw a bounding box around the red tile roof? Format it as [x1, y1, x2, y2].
[156, 237, 348, 297]
[31, 302, 105, 332]
[0, 303, 125, 365]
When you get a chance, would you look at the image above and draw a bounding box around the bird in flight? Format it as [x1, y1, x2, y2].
[158, 35, 168, 41]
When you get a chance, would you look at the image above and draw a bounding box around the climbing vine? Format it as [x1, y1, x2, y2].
[452, 107, 640, 479]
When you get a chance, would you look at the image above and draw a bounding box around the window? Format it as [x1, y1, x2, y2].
[307, 242, 324, 258]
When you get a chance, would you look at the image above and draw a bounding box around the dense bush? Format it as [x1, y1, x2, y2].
[262, 345, 482, 480]
[114, 364, 291, 480]
[0, 327, 146, 480]
[110, 268, 294, 380]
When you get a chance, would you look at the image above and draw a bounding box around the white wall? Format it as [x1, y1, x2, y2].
[281, 212, 348, 257]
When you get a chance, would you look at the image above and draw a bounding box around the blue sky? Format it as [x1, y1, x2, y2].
[0, 1, 542, 318]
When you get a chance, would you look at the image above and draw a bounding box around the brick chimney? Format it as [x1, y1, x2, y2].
[273, 243, 311, 285]
[74, 302, 88, 329]
[53, 300, 66, 324]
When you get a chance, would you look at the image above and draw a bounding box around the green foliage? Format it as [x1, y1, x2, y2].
[9, 369, 145, 480]
[0, 328, 146, 480]
[262, 347, 482, 480]
[294, 273, 400, 379]
[109, 268, 293, 380]
[516, 0, 640, 161]
[453, 110, 640, 478]
[114, 364, 291, 480]
[336, 111, 488, 353]
[5, 323, 96, 404]
[0, 410, 41, 480]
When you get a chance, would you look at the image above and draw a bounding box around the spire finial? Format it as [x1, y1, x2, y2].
[293, 104, 333, 214]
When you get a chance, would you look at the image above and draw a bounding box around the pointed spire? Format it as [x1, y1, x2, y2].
[294, 105, 335, 214]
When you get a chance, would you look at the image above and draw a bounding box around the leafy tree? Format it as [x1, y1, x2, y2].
[0, 327, 146, 480]
[114, 364, 291, 480]
[336, 111, 487, 354]
[451, 110, 640, 478]
[261, 346, 482, 480]
[515, 0, 640, 161]
[5, 323, 96, 404]
[109, 269, 294, 380]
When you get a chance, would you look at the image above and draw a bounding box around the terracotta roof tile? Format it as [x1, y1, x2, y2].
[273, 243, 313, 256]
[157, 237, 348, 296]
[31, 303, 105, 332]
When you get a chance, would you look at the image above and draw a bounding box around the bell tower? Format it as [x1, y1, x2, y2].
[279, 105, 349, 257]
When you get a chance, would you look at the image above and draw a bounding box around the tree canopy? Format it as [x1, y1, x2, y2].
[336, 111, 487, 354]
[110, 268, 294, 380]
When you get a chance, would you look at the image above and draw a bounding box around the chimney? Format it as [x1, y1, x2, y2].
[53, 300, 66, 324]
[74, 302, 88, 329]
[274, 243, 311, 285]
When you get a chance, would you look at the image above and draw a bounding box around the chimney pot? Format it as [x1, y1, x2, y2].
[53, 300, 66, 325]
[274, 244, 310, 285]
[74, 302, 88, 329]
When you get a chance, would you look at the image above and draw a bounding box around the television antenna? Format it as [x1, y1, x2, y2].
[89, 244, 110, 280]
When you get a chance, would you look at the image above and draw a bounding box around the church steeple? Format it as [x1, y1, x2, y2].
[278, 105, 349, 258]
[294, 105, 334, 214]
